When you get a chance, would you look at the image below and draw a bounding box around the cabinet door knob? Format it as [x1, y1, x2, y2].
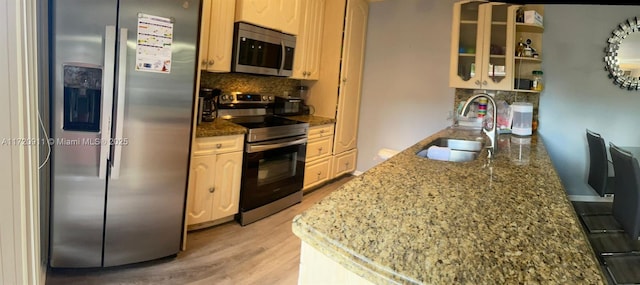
[482, 80, 487, 86]
[201, 60, 208, 67]
[208, 60, 215, 66]
[208, 187, 215, 193]
[342, 78, 347, 83]
[474, 80, 481, 86]
[216, 143, 222, 149]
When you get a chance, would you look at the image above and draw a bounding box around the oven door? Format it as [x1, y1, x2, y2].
[240, 136, 307, 211]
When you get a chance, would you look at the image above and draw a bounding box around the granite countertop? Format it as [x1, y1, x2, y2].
[281, 115, 335, 127]
[292, 127, 605, 284]
[195, 118, 246, 138]
[195, 115, 334, 138]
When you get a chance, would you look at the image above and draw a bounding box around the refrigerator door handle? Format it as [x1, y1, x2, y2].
[99, 25, 117, 179]
[111, 28, 128, 179]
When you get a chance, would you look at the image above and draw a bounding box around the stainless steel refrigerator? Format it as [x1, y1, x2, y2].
[49, 0, 200, 268]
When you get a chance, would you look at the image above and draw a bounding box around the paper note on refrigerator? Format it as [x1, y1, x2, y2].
[135, 13, 173, 73]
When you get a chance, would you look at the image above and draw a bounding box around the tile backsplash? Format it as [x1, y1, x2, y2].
[200, 71, 302, 96]
[454, 88, 540, 116]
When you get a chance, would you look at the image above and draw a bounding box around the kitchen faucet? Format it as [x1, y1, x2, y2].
[461, 93, 498, 156]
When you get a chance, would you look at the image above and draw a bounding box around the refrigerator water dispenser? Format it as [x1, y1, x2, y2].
[63, 65, 102, 132]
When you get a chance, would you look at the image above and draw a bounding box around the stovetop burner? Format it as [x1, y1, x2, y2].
[228, 115, 306, 129]
[215, 92, 309, 142]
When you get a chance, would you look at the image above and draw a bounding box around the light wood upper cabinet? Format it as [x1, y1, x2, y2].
[276, 0, 301, 35]
[513, 5, 544, 93]
[199, 0, 236, 72]
[304, 0, 347, 119]
[291, 0, 325, 80]
[449, 1, 514, 91]
[333, 0, 368, 155]
[235, 0, 301, 35]
[235, 0, 276, 31]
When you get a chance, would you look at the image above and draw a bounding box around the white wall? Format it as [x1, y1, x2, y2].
[540, 5, 640, 196]
[357, 2, 640, 197]
[0, 0, 44, 284]
[357, 0, 457, 172]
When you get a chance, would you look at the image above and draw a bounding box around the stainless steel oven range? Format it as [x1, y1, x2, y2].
[217, 92, 309, 226]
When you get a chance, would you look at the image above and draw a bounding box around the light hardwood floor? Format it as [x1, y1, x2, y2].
[46, 176, 354, 285]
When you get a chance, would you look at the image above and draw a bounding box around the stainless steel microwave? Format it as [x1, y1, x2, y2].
[232, 22, 296, 77]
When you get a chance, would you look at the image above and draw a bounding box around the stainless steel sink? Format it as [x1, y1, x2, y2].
[416, 137, 484, 162]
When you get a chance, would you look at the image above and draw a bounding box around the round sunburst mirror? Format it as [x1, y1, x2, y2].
[605, 17, 640, 90]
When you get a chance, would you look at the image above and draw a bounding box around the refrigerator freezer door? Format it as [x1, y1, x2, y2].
[102, 0, 199, 266]
[49, 0, 118, 268]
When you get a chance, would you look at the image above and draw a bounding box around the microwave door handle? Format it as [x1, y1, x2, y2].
[279, 40, 285, 75]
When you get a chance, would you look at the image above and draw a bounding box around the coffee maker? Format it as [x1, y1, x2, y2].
[198, 88, 219, 124]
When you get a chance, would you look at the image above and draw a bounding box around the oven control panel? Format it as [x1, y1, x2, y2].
[219, 92, 275, 104]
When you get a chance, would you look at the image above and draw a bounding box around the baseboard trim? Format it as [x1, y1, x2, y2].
[568, 195, 613, 202]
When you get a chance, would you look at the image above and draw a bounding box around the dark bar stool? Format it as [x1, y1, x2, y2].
[575, 130, 620, 233]
[599, 143, 640, 284]
[587, 129, 615, 197]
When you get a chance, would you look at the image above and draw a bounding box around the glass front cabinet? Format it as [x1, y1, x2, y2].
[449, 1, 514, 91]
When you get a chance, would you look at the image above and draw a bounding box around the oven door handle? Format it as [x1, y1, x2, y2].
[247, 137, 307, 153]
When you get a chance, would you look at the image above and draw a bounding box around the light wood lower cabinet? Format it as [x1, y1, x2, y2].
[306, 136, 332, 161]
[187, 135, 244, 228]
[211, 152, 243, 221]
[192, 134, 243, 156]
[304, 156, 332, 190]
[303, 124, 334, 191]
[332, 148, 357, 179]
[187, 155, 216, 225]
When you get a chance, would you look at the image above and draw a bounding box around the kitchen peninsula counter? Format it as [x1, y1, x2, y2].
[292, 128, 605, 284]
